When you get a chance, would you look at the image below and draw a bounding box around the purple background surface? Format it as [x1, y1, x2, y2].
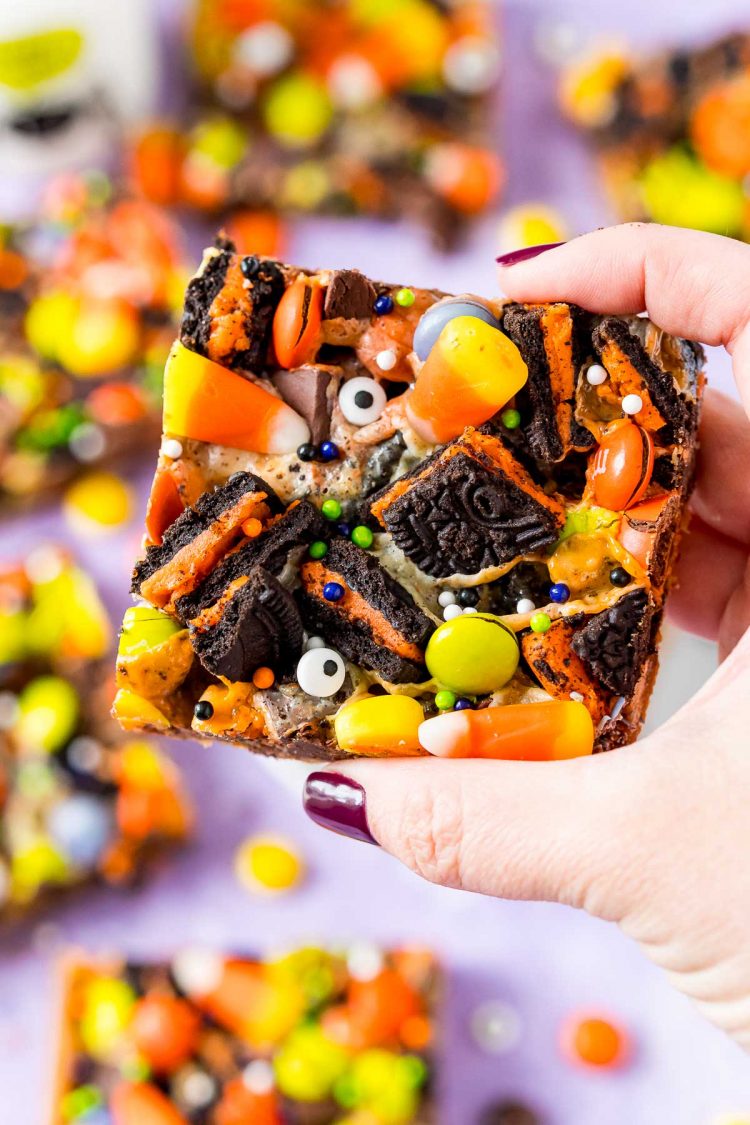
[2, 2, 750, 1123]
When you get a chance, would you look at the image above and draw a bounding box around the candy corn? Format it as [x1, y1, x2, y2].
[418, 701, 594, 760]
[406, 316, 527, 444]
[163, 342, 310, 454]
[110, 1081, 188, 1125]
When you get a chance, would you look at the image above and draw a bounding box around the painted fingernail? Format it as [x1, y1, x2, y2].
[303, 771, 377, 845]
[496, 241, 564, 266]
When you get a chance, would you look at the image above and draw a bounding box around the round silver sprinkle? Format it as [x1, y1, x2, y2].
[161, 438, 184, 460]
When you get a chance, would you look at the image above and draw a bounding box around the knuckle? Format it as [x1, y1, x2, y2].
[395, 785, 466, 888]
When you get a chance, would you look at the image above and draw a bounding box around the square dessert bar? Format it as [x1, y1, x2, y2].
[561, 32, 750, 237]
[0, 547, 191, 922]
[132, 0, 501, 247]
[115, 239, 704, 760]
[51, 945, 438, 1124]
[0, 186, 183, 508]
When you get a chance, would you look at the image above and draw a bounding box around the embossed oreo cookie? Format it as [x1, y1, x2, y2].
[371, 428, 565, 577]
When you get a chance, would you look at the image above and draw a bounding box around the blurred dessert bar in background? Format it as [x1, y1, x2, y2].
[52, 944, 438, 1123]
[130, 0, 502, 247]
[0, 546, 191, 923]
[561, 31, 750, 238]
[0, 175, 185, 508]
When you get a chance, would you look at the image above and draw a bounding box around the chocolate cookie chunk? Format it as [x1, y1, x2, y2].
[132, 472, 283, 609]
[181, 237, 285, 373]
[502, 302, 595, 462]
[372, 428, 565, 578]
[178, 499, 326, 620]
[478, 1102, 540, 1125]
[572, 589, 654, 695]
[298, 538, 433, 683]
[592, 317, 696, 441]
[190, 565, 304, 681]
[324, 269, 377, 320]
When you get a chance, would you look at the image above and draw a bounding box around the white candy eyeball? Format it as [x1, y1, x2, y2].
[339, 376, 387, 426]
[296, 647, 346, 697]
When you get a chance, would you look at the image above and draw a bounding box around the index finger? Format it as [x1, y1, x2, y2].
[497, 223, 750, 413]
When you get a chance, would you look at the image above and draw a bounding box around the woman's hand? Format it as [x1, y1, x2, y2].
[303, 224, 750, 1049]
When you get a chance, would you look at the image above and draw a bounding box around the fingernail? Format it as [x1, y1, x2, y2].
[303, 771, 377, 845]
[496, 241, 564, 267]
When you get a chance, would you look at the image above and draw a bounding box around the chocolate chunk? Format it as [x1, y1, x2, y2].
[324, 269, 377, 320]
[372, 429, 565, 578]
[502, 302, 595, 462]
[298, 538, 433, 683]
[132, 472, 283, 598]
[572, 589, 654, 695]
[178, 499, 326, 620]
[190, 565, 304, 681]
[272, 365, 337, 444]
[592, 317, 695, 441]
[486, 562, 551, 616]
[181, 242, 285, 373]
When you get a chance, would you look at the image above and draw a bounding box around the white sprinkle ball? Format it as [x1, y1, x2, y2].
[516, 598, 536, 615]
[442, 603, 463, 622]
[172, 947, 224, 997]
[463, 606, 478, 615]
[162, 438, 184, 460]
[305, 635, 326, 651]
[242, 1059, 276, 1095]
[586, 364, 608, 386]
[181, 1070, 216, 1108]
[470, 1000, 522, 1055]
[622, 393, 643, 415]
[69, 423, 106, 463]
[347, 942, 385, 981]
[375, 348, 397, 371]
[234, 21, 293, 76]
[438, 590, 457, 608]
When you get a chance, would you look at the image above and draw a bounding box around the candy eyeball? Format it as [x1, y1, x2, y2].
[339, 376, 387, 426]
[296, 647, 346, 697]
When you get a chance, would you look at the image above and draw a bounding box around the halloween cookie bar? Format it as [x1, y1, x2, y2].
[130, 0, 501, 248]
[115, 239, 704, 760]
[0, 177, 185, 507]
[52, 944, 438, 1125]
[561, 33, 750, 237]
[0, 547, 191, 922]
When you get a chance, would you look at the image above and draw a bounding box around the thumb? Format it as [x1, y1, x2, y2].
[303, 746, 649, 920]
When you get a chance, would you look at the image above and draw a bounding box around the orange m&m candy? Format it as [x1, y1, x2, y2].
[589, 422, 654, 511]
[560, 1011, 631, 1069]
[272, 276, 324, 368]
[131, 994, 200, 1073]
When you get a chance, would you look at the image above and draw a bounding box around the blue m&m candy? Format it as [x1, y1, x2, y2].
[48, 794, 114, 868]
[413, 297, 500, 362]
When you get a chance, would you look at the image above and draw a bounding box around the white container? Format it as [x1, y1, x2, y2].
[0, 0, 159, 220]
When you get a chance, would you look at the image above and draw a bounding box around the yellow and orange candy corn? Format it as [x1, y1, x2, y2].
[406, 316, 527, 444]
[163, 341, 310, 454]
[418, 701, 594, 761]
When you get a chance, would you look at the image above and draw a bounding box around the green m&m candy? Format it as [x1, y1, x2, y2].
[118, 605, 182, 658]
[263, 73, 333, 149]
[16, 675, 79, 752]
[425, 613, 519, 696]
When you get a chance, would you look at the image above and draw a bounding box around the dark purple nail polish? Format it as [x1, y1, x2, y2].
[496, 241, 564, 267]
[303, 771, 377, 845]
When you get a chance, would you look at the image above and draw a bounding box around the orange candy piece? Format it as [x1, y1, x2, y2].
[214, 1077, 282, 1125]
[560, 1012, 630, 1069]
[163, 342, 310, 454]
[110, 1081, 188, 1125]
[272, 277, 324, 369]
[131, 994, 200, 1072]
[589, 422, 654, 511]
[87, 382, 148, 426]
[130, 127, 186, 206]
[426, 143, 502, 214]
[252, 666, 275, 689]
[691, 73, 750, 180]
[418, 701, 594, 761]
[618, 492, 672, 570]
[347, 969, 420, 1047]
[226, 210, 285, 258]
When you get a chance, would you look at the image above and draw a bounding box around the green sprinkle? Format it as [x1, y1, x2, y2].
[321, 499, 342, 521]
[530, 611, 552, 634]
[501, 407, 521, 430]
[351, 525, 374, 549]
[395, 287, 415, 307]
[308, 540, 328, 559]
[435, 690, 457, 711]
